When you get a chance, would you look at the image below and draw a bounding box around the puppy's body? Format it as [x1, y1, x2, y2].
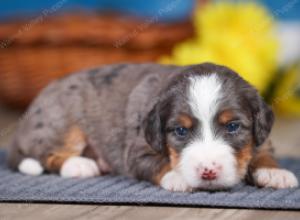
[8, 63, 298, 191]
[9, 64, 176, 175]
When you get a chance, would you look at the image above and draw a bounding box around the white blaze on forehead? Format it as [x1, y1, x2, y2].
[188, 74, 222, 140]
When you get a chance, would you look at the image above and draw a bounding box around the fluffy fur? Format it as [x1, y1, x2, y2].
[8, 63, 298, 191]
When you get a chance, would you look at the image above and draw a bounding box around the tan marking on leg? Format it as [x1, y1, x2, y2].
[153, 145, 180, 185]
[46, 125, 87, 173]
[153, 163, 171, 185]
[249, 139, 278, 172]
[235, 142, 253, 178]
[46, 150, 79, 172]
[64, 125, 87, 151]
[168, 146, 180, 168]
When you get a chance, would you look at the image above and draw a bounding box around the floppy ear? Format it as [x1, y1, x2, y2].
[251, 95, 275, 147]
[143, 101, 168, 153]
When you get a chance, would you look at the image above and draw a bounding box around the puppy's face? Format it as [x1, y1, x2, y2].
[144, 63, 274, 190]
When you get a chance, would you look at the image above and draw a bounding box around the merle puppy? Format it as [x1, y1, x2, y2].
[8, 63, 298, 191]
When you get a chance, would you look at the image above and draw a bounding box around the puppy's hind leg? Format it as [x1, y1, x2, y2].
[7, 137, 44, 176]
[45, 126, 100, 178]
[18, 158, 44, 176]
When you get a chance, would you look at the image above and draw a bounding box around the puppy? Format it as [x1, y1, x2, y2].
[8, 63, 298, 191]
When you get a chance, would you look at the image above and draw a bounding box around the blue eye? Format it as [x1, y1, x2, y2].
[174, 127, 189, 137]
[226, 122, 240, 133]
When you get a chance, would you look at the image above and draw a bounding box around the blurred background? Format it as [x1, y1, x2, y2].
[0, 0, 299, 157]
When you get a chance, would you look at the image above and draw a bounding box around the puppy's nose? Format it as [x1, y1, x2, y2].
[201, 168, 217, 181]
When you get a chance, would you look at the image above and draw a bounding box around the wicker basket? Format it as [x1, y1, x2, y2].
[0, 14, 194, 108]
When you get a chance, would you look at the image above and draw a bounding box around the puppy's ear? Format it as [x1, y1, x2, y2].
[251, 94, 275, 147]
[144, 101, 168, 153]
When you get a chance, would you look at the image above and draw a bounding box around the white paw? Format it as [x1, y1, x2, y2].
[253, 168, 298, 189]
[18, 158, 44, 176]
[60, 156, 100, 178]
[160, 170, 192, 192]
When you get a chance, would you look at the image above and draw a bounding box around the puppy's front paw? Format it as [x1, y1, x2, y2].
[60, 156, 100, 178]
[160, 170, 192, 192]
[253, 168, 298, 189]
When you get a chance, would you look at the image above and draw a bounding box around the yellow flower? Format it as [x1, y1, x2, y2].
[161, 1, 278, 92]
[273, 64, 300, 117]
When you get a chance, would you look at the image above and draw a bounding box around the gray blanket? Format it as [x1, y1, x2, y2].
[0, 150, 299, 210]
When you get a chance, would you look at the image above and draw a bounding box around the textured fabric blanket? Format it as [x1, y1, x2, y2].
[0, 150, 300, 210]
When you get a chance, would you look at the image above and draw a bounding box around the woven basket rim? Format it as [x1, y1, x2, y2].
[0, 13, 194, 49]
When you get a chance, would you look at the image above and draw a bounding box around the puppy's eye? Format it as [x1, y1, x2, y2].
[174, 127, 189, 137]
[226, 122, 240, 133]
